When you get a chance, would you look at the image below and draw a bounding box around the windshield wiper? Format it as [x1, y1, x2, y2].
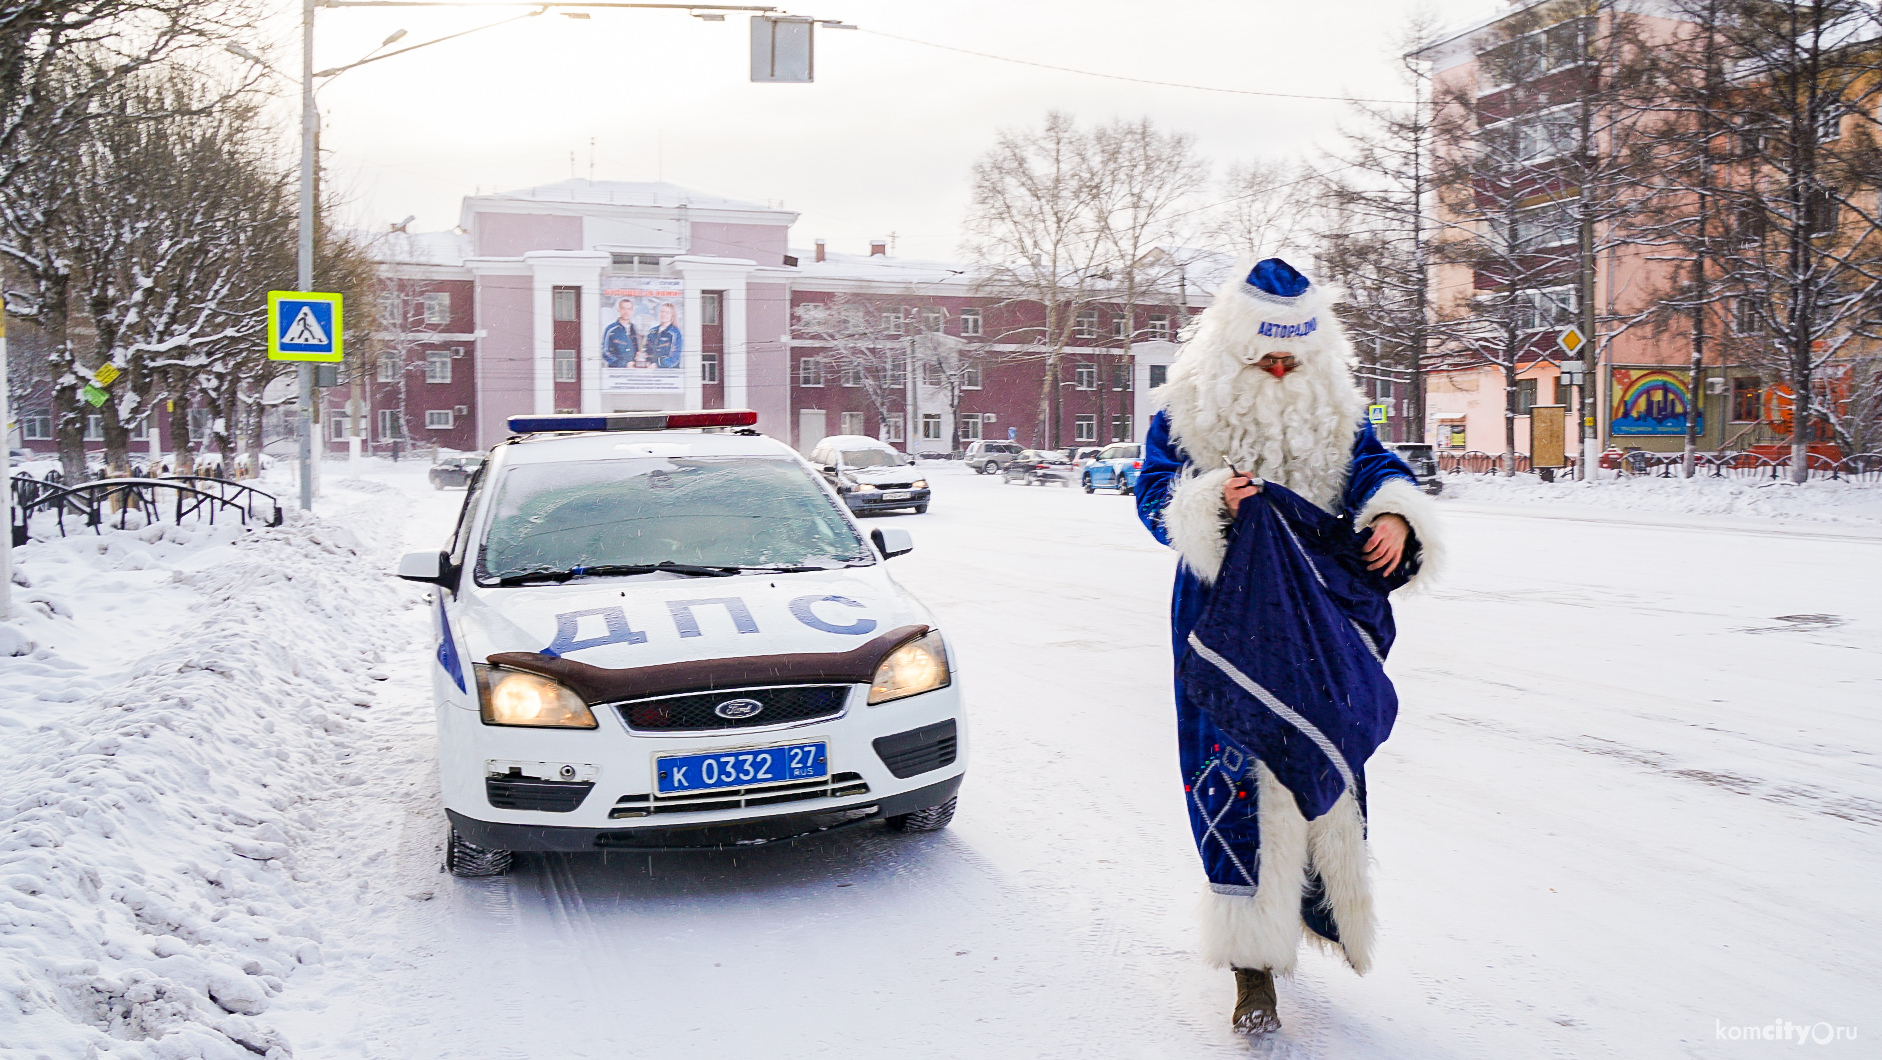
[492, 561, 739, 585]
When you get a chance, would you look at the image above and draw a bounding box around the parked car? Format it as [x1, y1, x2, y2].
[430, 452, 486, 490]
[1000, 449, 1076, 487]
[1386, 442, 1444, 495]
[808, 435, 931, 515]
[1080, 442, 1144, 495]
[963, 440, 1024, 475]
[398, 409, 965, 876]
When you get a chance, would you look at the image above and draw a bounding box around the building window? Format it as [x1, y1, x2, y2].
[922, 308, 943, 332]
[552, 289, 578, 322]
[799, 357, 824, 387]
[1514, 286, 1577, 332]
[921, 363, 943, 387]
[1149, 364, 1168, 389]
[1732, 377, 1764, 422]
[84, 414, 103, 441]
[883, 309, 905, 334]
[377, 355, 400, 382]
[1513, 200, 1577, 251]
[701, 352, 720, 383]
[1112, 316, 1129, 340]
[961, 365, 982, 389]
[378, 409, 404, 439]
[887, 362, 907, 389]
[1733, 298, 1762, 335]
[609, 253, 665, 275]
[1806, 187, 1839, 236]
[188, 409, 213, 438]
[426, 350, 452, 383]
[1148, 315, 1171, 340]
[327, 410, 348, 441]
[1111, 415, 1131, 442]
[1074, 364, 1097, 390]
[422, 292, 452, 325]
[1111, 364, 1131, 391]
[553, 349, 577, 384]
[841, 411, 865, 435]
[920, 413, 943, 440]
[960, 414, 983, 440]
[960, 307, 983, 337]
[840, 365, 863, 387]
[21, 414, 49, 440]
[702, 291, 721, 325]
[1816, 103, 1845, 142]
[881, 418, 903, 442]
[1515, 378, 1538, 414]
[1073, 414, 1097, 442]
[425, 409, 454, 430]
[378, 292, 402, 326]
[1074, 310, 1098, 339]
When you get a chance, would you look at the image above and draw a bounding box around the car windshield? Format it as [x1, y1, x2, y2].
[840, 448, 902, 468]
[477, 455, 873, 583]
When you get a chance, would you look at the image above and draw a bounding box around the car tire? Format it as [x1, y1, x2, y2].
[445, 827, 512, 878]
[1119, 479, 1134, 497]
[885, 796, 957, 833]
[1082, 475, 1094, 493]
[983, 461, 1000, 474]
[914, 504, 928, 514]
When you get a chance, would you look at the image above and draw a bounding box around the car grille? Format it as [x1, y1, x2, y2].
[873, 719, 958, 779]
[608, 772, 871, 818]
[615, 684, 849, 732]
[485, 777, 594, 813]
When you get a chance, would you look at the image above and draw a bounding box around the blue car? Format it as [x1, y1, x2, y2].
[1080, 443, 1143, 494]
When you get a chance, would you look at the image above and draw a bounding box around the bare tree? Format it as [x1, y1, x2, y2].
[795, 295, 916, 442]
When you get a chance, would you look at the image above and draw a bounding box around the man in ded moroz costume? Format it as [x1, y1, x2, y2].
[1136, 258, 1443, 1034]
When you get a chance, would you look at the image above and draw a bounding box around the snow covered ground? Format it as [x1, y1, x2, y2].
[3, 458, 1877, 1058]
[1441, 469, 1882, 528]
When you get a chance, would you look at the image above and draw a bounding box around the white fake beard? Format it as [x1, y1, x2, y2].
[1157, 291, 1364, 512]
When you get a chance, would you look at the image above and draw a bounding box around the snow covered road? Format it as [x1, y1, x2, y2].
[8, 462, 1877, 1058]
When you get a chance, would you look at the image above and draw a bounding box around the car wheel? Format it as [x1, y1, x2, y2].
[1119, 479, 1134, 497]
[445, 827, 512, 877]
[886, 796, 957, 833]
[914, 504, 928, 514]
[1082, 475, 1094, 493]
[431, 479, 443, 490]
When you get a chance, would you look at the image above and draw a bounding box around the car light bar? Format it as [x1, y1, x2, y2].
[507, 409, 759, 434]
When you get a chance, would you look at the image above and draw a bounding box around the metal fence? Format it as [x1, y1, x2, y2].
[10, 474, 282, 544]
[1437, 450, 1882, 483]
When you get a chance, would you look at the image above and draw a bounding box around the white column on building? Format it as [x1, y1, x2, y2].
[724, 282, 749, 410]
[581, 276, 603, 414]
[530, 276, 555, 415]
[683, 281, 704, 410]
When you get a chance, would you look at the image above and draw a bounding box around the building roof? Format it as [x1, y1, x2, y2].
[470, 179, 793, 217]
[364, 228, 473, 268]
[788, 248, 974, 289]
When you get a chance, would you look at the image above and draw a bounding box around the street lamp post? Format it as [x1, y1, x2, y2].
[296, 0, 319, 511]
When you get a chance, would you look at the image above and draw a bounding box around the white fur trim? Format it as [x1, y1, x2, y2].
[1305, 793, 1376, 974]
[1155, 266, 1365, 514]
[1197, 764, 1307, 973]
[1355, 477, 1446, 591]
[1164, 467, 1235, 583]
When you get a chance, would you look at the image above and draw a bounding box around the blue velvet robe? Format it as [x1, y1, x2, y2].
[1135, 410, 1419, 934]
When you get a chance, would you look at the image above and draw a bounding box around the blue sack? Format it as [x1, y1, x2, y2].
[1176, 481, 1409, 821]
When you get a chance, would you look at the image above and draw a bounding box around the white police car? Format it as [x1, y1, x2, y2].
[396, 410, 965, 876]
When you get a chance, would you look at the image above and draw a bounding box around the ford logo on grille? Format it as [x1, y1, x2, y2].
[713, 697, 765, 720]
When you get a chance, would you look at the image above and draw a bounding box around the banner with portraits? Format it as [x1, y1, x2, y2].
[600, 279, 685, 393]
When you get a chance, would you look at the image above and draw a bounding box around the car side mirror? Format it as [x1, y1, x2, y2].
[822, 464, 838, 474]
[397, 550, 452, 585]
[871, 527, 914, 559]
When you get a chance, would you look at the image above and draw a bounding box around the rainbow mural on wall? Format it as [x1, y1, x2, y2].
[1610, 368, 1702, 437]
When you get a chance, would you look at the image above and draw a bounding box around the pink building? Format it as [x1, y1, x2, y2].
[351, 180, 1210, 456]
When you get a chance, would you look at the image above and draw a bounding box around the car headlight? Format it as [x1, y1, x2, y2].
[912, 479, 928, 489]
[853, 483, 879, 492]
[473, 664, 597, 728]
[868, 631, 950, 704]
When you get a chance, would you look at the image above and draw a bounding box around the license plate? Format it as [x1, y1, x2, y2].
[880, 490, 911, 500]
[655, 742, 827, 796]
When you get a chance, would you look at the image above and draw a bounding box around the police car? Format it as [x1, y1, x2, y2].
[396, 410, 965, 876]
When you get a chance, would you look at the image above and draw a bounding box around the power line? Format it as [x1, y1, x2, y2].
[859, 28, 1416, 105]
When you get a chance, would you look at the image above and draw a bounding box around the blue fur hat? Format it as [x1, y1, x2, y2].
[1246, 258, 1311, 300]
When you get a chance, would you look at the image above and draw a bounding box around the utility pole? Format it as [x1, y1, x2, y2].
[296, 0, 318, 510]
[0, 316, 11, 621]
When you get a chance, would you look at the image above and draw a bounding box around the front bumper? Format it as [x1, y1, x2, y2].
[448, 773, 962, 852]
[843, 488, 930, 511]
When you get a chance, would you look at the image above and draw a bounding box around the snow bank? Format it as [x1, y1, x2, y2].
[1437, 471, 1882, 527]
[0, 504, 413, 1059]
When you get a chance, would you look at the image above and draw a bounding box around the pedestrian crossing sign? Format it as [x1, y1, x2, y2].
[1368, 403, 1389, 424]
[267, 291, 343, 362]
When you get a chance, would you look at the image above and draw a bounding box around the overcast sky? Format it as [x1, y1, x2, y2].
[260, 0, 1504, 261]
